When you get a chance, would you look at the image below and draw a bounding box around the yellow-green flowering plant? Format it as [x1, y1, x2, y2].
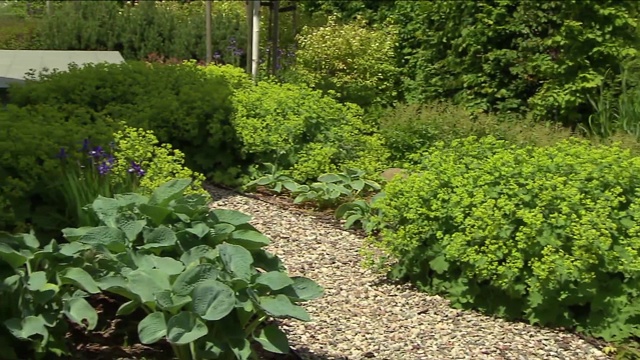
[109, 124, 208, 199]
[370, 136, 640, 342]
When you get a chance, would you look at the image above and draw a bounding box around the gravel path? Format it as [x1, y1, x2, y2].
[208, 186, 611, 360]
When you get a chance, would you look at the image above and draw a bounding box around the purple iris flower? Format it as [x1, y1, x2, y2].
[128, 161, 145, 177]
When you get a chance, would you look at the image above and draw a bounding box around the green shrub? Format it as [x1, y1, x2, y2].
[0, 16, 43, 49]
[0, 104, 118, 234]
[37, 1, 247, 63]
[370, 136, 640, 341]
[196, 62, 254, 92]
[379, 102, 574, 164]
[393, 0, 639, 125]
[292, 16, 400, 107]
[7, 62, 241, 184]
[231, 81, 390, 182]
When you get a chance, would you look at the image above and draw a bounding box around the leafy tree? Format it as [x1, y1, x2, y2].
[392, 0, 640, 126]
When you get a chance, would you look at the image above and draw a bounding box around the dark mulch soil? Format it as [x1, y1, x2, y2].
[65, 293, 174, 360]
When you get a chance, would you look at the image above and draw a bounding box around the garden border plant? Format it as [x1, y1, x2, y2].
[1, 179, 323, 360]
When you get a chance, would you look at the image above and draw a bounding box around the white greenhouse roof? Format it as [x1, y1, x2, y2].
[0, 50, 124, 88]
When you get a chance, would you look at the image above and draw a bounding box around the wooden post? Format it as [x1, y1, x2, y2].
[270, 0, 280, 75]
[205, 0, 212, 64]
[246, 1, 253, 74]
[251, 0, 260, 81]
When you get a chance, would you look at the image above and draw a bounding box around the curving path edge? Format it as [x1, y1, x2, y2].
[208, 186, 610, 360]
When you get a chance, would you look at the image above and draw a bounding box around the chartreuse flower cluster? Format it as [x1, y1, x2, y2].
[110, 124, 208, 198]
[231, 80, 390, 183]
[370, 136, 640, 341]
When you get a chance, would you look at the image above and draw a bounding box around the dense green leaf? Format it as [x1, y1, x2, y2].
[138, 203, 173, 225]
[149, 179, 192, 207]
[78, 226, 127, 252]
[116, 300, 140, 316]
[259, 295, 311, 321]
[155, 290, 191, 313]
[126, 269, 171, 304]
[60, 267, 101, 294]
[166, 311, 208, 344]
[4, 316, 48, 340]
[172, 263, 220, 296]
[91, 196, 121, 227]
[255, 325, 290, 354]
[138, 312, 168, 345]
[254, 272, 294, 291]
[276, 277, 324, 302]
[210, 209, 252, 226]
[218, 243, 254, 281]
[0, 243, 30, 268]
[118, 219, 147, 242]
[192, 280, 236, 321]
[179, 245, 217, 267]
[185, 222, 211, 239]
[63, 297, 98, 330]
[140, 226, 178, 249]
[227, 229, 271, 249]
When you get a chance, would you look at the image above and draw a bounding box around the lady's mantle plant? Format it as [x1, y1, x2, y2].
[62, 179, 323, 360]
[371, 136, 640, 342]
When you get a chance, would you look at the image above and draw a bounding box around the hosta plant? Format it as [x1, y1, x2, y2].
[0, 232, 100, 360]
[244, 163, 299, 194]
[334, 192, 385, 233]
[62, 179, 323, 360]
[292, 168, 381, 209]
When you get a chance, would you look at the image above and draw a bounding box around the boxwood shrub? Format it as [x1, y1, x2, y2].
[371, 136, 640, 341]
[0, 104, 118, 234]
[7, 61, 241, 183]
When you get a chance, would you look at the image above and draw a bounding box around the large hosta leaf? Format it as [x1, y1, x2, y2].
[126, 269, 171, 304]
[138, 312, 168, 345]
[255, 324, 290, 354]
[78, 226, 127, 252]
[254, 272, 293, 291]
[166, 311, 208, 344]
[4, 315, 48, 340]
[172, 263, 220, 296]
[227, 229, 270, 249]
[218, 243, 253, 281]
[60, 267, 100, 294]
[63, 297, 98, 330]
[191, 280, 235, 321]
[276, 276, 324, 302]
[259, 294, 310, 321]
[209, 209, 252, 226]
[149, 179, 192, 207]
[140, 226, 178, 249]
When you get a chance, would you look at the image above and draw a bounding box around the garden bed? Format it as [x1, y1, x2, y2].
[206, 185, 611, 360]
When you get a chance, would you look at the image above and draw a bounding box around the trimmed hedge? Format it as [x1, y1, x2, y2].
[0, 104, 118, 233]
[8, 62, 241, 183]
[371, 136, 640, 341]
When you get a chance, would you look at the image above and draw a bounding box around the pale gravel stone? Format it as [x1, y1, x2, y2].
[207, 186, 611, 360]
